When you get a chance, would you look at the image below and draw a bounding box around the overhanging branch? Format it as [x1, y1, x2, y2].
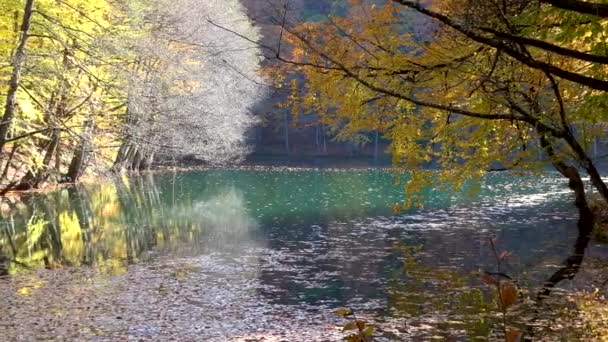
[540, 0, 608, 18]
[391, 0, 608, 92]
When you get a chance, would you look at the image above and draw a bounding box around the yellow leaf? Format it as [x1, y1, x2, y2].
[335, 308, 353, 317]
[17, 287, 31, 296]
[343, 322, 358, 331]
[362, 326, 375, 336]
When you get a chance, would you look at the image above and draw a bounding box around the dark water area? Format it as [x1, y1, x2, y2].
[0, 169, 607, 340]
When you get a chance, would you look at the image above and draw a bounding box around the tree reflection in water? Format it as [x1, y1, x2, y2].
[0, 171, 606, 340]
[382, 215, 607, 340]
[0, 173, 262, 275]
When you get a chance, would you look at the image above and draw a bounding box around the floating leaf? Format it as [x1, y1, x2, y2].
[362, 326, 375, 336]
[343, 322, 358, 331]
[17, 287, 32, 296]
[336, 308, 353, 317]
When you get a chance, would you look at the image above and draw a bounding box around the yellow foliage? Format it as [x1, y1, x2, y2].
[271, 0, 608, 204]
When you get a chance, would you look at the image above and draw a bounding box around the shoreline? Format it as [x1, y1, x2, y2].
[0, 165, 396, 198]
[0, 164, 551, 198]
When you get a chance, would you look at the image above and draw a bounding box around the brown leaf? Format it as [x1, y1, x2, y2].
[356, 320, 366, 330]
[483, 274, 497, 285]
[506, 327, 523, 342]
[499, 282, 518, 309]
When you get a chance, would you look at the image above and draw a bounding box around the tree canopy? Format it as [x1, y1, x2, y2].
[267, 0, 608, 209]
[0, 0, 263, 191]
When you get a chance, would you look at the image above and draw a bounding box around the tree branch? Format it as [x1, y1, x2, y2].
[540, 0, 608, 18]
[480, 27, 608, 64]
[391, 0, 608, 92]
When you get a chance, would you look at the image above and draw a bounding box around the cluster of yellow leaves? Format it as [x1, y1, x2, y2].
[272, 0, 608, 205]
[0, 0, 129, 169]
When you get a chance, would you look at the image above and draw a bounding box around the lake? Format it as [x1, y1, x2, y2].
[1, 169, 607, 340]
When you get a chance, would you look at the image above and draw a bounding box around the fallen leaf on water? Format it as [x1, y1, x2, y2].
[336, 308, 353, 317]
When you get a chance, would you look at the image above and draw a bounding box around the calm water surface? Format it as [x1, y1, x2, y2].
[0, 169, 606, 340]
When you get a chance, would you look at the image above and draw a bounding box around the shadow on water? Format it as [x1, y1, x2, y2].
[0, 169, 606, 340]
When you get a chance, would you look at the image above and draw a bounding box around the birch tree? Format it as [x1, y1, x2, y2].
[113, 0, 264, 170]
[0, 0, 265, 191]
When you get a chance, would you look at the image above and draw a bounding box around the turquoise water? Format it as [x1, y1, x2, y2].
[0, 169, 605, 340]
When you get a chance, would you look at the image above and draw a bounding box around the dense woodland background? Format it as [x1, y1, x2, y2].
[243, 0, 392, 163]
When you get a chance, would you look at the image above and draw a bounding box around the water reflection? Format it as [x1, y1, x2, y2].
[0, 170, 606, 340]
[0, 174, 262, 275]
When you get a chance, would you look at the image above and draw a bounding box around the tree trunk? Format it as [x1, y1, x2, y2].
[530, 133, 596, 300]
[0, 0, 35, 152]
[113, 143, 128, 171]
[16, 129, 59, 190]
[322, 124, 327, 154]
[130, 148, 143, 171]
[1, 143, 18, 180]
[283, 111, 289, 155]
[66, 146, 86, 182]
[66, 118, 94, 182]
[315, 124, 320, 152]
[139, 151, 155, 171]
[54, 137, 61, 173]
[534, 132, 595, 302]
[539, 134, 589, 210]
[593, 137, 598, 159]
[112, 141, 133, 172]
[124, 145, 138, 169]
[563, 132, 608, 202]
[537, 206, 593, 300]
[374, 131, 379, 161]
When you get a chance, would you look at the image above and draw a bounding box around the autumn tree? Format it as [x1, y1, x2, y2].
[0, 0, 34, 153]
[112, 0, 263, 171]
[0, 0, 264, 191]
[257, 0, 608, 214]
[0, 0, 127, 190]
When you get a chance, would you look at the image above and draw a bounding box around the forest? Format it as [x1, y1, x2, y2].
[0, 0, 263, 193]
